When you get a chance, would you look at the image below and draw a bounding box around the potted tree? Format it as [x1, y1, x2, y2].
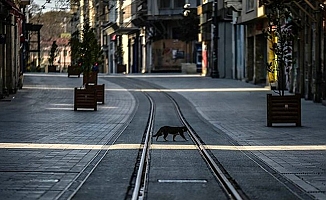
[71, 19, 103, 111]
[261, 0, 302, 127]
[78, 21, 102, 84]
[68, 31, 82, 77]
[48, 41, 58, 72]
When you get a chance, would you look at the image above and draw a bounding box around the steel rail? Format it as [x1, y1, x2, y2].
[131, 92, 155, 200]
[166, 93, 244, 200]
[116, 78, 244, 200]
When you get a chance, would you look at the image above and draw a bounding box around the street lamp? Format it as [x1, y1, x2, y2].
[211, 0, 219, 78]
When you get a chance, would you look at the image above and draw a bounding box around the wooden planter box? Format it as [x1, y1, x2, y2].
[86, 84, 105, 104]
[48, 65, 57, 72]
[267, 94, 301, 127]
[74, 87, 97, 111]
[83, 72, 98, 85]
[117, 64, 126, 73]
[68, 66, 81, 77]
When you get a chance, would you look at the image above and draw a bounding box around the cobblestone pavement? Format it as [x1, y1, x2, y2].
[0, 73, 136, 199]
[0, 73, 325, 200]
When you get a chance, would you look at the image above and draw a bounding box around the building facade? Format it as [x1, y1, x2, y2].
[237, 0, 326, 104]
[0, 0, 28, 98]
[70, 0, 326, 105]
[197, 0, 243, 78]
[100, 0, 201, 74]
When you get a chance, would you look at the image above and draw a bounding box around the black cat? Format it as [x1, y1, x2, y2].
[153, 126, 188, 141]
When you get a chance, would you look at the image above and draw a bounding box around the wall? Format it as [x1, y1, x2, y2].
[218, 21, 233, 78]
[234, 23, 245, 80]
[151, 39, 187, 71]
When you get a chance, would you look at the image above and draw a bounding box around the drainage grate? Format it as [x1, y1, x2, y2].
[281, 172, 323, 175]
[157, 179, 207, 183]
[307, 191, 326, 194]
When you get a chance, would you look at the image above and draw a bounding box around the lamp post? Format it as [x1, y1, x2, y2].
[211, 0, 219, 78]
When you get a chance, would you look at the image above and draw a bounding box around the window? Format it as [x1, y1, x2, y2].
[246, 0, 254, 11]
[174, 0, 184, 8]
[160, 0, 171, 9]
[103, 35, 107, 46]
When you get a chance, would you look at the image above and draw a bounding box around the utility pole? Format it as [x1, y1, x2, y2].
[211, 0, 219, 78]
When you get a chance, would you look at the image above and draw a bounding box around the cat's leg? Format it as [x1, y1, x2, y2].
[153, 130, 160, 141]
[180, 133, 188, 141]
[163, 133, 168, 141]
[173, 134, 177, 141]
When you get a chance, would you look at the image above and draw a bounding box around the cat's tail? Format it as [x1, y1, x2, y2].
[152, 131, 159, 137]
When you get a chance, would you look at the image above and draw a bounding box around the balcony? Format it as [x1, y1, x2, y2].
[131, 0, 148, 26]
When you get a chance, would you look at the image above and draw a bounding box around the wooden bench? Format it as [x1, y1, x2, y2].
[74, 87, 97, 111]
[267, 94, 301, 127]
[68, 66, 81, 77]
[86, 84, 105, 104]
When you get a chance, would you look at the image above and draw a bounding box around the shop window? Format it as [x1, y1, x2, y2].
[174, 0, 184, 8]
[160, 0, 171, 9]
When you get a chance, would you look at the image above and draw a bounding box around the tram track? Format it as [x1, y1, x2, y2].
[123, 79, 248, 200]
[55, 77, 247, 200]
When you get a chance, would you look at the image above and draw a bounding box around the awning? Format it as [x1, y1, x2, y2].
[26, 23, 43, 31]
[115, 27, 140, 35]
[103, 22, 139, 35]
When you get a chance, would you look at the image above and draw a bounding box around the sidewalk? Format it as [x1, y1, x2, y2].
[134, 74, 326, 200]
[0, 73, 136, 199]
